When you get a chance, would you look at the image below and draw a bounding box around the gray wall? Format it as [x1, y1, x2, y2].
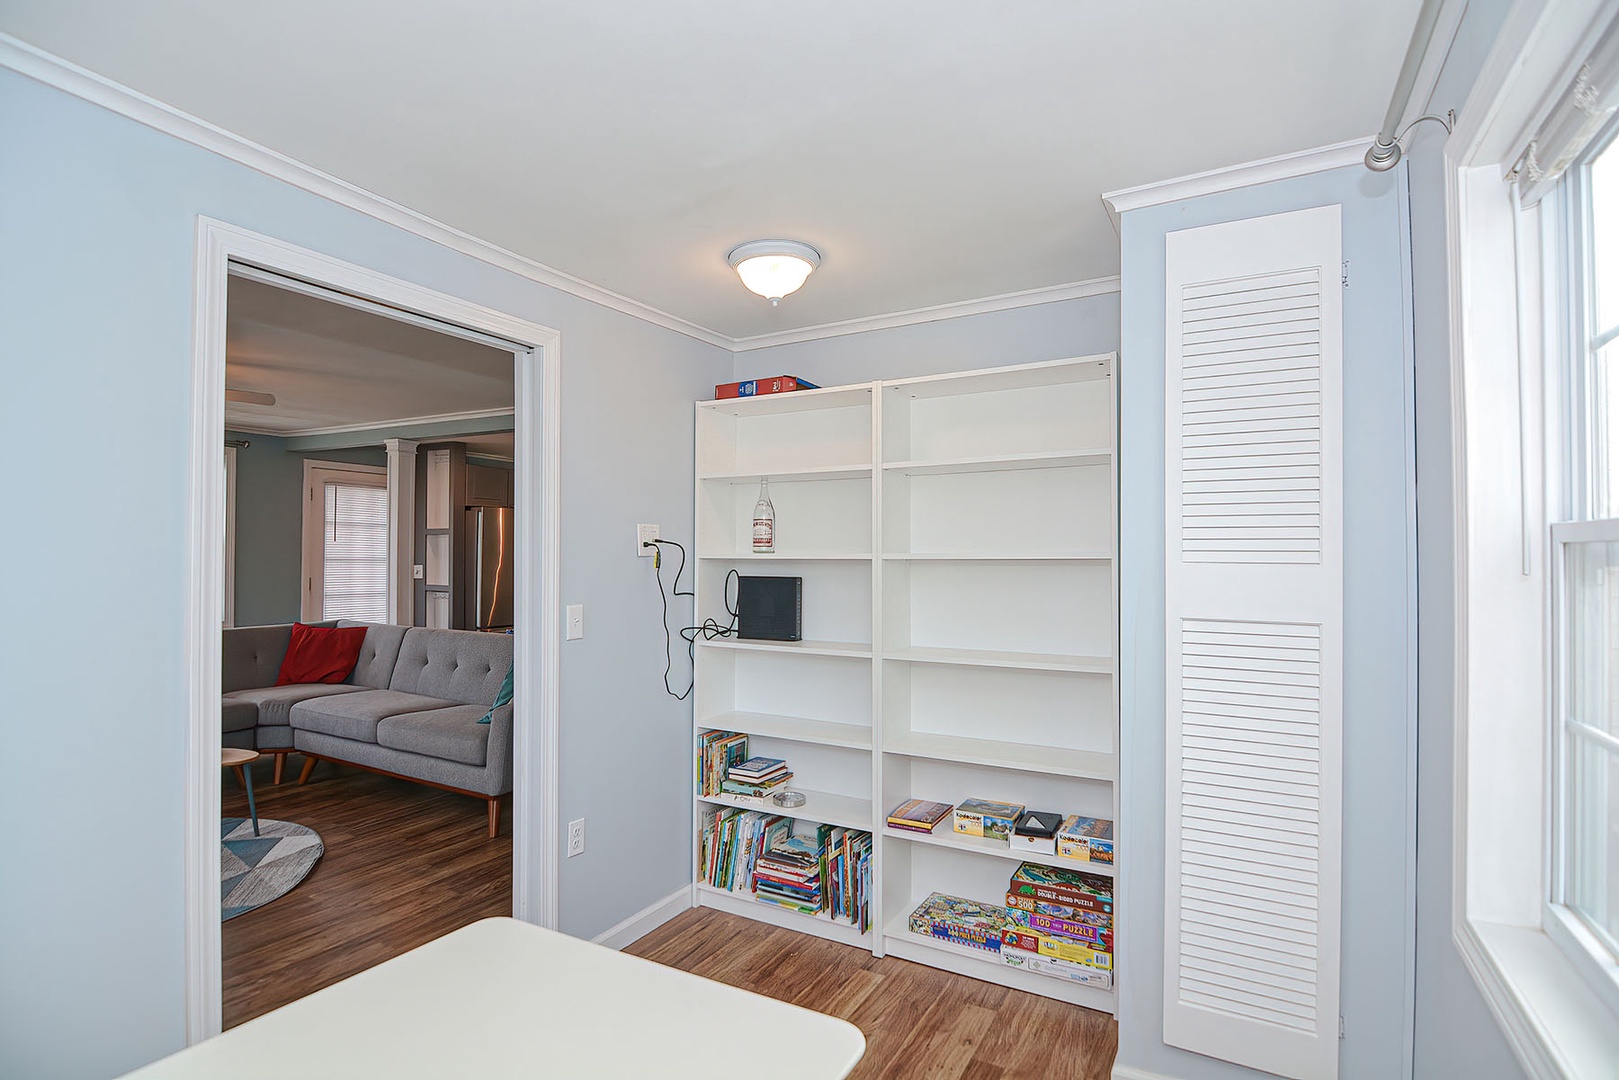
[732, 292, 1121, 384]
[0, 69, 730, 1079]
[1114, 164, 1420, 1080]
[227, 431, 386, 627]
[1406, 1, 1525, 1076]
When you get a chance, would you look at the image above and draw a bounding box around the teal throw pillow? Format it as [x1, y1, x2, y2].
[480, 666, 513, 724]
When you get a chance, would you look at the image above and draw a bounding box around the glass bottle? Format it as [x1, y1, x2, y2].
[752, 478, 775, 553]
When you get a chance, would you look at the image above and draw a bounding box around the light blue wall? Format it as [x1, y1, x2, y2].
[227, 431, 386, 627]
[732, 292, 1120, 385]
[0, 69, 730, 1079]
[1115, 165, 1418, 1078]
[1405, 1, 1525, 1076]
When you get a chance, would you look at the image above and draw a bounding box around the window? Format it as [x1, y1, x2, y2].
[300, 463, 388, 623]
[1555, 129, 1619, 987]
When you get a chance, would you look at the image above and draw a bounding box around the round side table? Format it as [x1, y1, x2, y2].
[222, 747, 261, 837]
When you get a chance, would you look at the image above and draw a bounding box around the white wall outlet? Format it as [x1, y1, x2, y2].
[565, 604, 584, 640]
[637, 523, 660, 556]
[567, 818, 586, 858]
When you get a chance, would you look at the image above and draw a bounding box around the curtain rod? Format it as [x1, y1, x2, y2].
[1365, 0, 1453, 171]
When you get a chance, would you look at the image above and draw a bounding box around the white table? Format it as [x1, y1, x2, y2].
[123, 917, 866, 1079]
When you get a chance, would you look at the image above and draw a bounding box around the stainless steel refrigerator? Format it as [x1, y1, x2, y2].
[464, 506, 515, 631]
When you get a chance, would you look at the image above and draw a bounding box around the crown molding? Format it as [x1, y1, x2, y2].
[1102, 137, 1374, 218]
[729, 275, 1121, 353]
[0, 33, 734, 351]
[228, 406, 514, 445]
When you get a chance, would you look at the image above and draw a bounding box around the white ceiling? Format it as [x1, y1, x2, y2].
[4, 1, 1420, 339]
[226, 276, 513, 435]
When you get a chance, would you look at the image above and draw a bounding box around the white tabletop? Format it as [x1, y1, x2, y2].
[124, 917, 865, 1079]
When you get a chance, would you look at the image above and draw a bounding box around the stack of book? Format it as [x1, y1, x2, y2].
[907, 893, 1016, 954]
[1001, 862, 1115, 989]
[754, 824, 832, 914]
[826, 827, 873, 932]
[699, 807, 790, 893]
[723, 756, 794, 797]
[696, 730, 749, 798]
[886, 799, 954, 834]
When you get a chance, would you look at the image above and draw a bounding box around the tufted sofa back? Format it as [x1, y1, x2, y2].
[388, 627, 512, 705]
[337, 621, 409, 689]
[222, 624, 296, 693]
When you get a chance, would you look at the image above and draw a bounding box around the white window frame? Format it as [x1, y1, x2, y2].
[223, 444, 237, 629]
[299, 460, 388, 623]
[1447, 2, 1619, 1076]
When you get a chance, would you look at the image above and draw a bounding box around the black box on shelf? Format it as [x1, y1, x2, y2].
[737, 576, 802, 641]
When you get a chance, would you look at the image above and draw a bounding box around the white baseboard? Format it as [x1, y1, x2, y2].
[591, 886, 692, 951]
[1112, 1066, 1182, 1080]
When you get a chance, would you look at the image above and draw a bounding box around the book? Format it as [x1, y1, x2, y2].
[729, 756, 789, 780]
[714, 376, 820, 399]
[954, 798, 1024, 841]
[1007, 861, 1113, 915]
[720, 773, 793, 797]
[696, 730, 749, 798]
[886, 798, 954, 832]
[1055, 815, 1115, 865]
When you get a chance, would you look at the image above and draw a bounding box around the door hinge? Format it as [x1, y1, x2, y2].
[1339, 1014, 1345, 1039]
[1341, 261, 1350, 288]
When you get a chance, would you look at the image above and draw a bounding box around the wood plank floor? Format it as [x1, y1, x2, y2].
[221, 754, 512, 1029]
[626, 907, 1118, 1080]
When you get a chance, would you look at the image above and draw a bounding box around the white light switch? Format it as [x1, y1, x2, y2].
[566, 604, 584, 640]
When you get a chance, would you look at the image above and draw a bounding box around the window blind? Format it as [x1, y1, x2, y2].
[322, 480, 389, 622]
[1511, 16, 1619, 206]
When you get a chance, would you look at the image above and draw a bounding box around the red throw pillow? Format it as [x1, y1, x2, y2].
[275, 623, 368, 686]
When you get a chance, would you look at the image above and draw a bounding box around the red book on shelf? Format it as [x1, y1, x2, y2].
[714, 376, 820, 399]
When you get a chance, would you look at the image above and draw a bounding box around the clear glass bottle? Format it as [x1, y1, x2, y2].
[752, 478, 775, 553]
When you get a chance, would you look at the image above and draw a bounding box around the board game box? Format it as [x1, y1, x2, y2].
[907, 892, 1016, 953]
[1007, 861, 1113, 915]
[954, 798, 1024, 841]
[1056, 815, 1114, 865]
[1001, 927, 1113, 970]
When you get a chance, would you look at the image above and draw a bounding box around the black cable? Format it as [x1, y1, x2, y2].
[646, 538, 737, 700]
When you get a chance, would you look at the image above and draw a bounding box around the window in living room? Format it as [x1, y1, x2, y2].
[298, 462, 388, 623]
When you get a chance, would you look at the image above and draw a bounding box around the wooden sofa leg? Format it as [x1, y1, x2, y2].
[297, 756, 318, 785]
[487, 797, 500, 839]
[273, 753, 286, 785]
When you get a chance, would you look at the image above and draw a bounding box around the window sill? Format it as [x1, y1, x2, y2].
[1457, 919, 1619, 1079]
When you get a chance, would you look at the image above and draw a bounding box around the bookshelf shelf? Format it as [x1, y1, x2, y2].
[882, 730, 1116, 781]
[880, 916, 1114, 1011]
[695, 884, 872, 949]
[881, 552, 1110, 563]
[698, 788, 872, 831]
[699, 711, 872, 750]
[699, 638, 873, 660]
[883, 646, 1113, 674]
[880, 826, 1116, 876]
[691, 355, 1117, 1011]
[883, 449, 1111, 476]
[700, 465, 873, 484]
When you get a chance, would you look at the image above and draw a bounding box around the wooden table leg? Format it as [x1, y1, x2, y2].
[232, 765, 247, 789]
[244, 764, 260, 837]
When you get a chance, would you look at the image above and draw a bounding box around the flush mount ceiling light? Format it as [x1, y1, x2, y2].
[727, 240, 821, 305]
[225, 388, 276, 406]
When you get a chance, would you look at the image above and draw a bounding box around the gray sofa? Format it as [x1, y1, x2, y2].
[222, 622, 514, 836]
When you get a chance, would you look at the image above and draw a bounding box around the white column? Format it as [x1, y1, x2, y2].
[385, 438, 419, 626]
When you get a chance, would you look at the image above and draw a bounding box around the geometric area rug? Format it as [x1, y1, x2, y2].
[222, 818, 324, 921]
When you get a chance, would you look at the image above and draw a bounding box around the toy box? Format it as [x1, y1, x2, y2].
[954, 798, 1024, 841]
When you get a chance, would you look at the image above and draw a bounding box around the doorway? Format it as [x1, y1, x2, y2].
[186, 220, 560, 1043]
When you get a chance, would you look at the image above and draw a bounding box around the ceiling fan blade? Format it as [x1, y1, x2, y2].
[225, 388, 276, 406]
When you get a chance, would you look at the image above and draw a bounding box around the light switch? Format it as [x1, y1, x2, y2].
[566, 604, 584, 640]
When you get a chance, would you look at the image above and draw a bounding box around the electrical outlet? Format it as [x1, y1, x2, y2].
[565, 604, 584, 640]
[637, 523, 660, 556]
[567, 818, 586, 858]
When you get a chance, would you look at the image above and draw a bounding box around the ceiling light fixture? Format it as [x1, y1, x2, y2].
[226, 388, 277, 406]
[727, 240, 821, 305]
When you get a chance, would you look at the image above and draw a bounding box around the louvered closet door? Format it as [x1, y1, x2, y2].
[1162, 205, 1343, 1080]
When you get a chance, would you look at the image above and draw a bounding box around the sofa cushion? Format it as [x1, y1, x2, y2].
[222, 699, 258, 735]
[338, 622, 410, 690]
[289, 689, 458, 744]
[222, 624, 294, 694]
[276, 623, 367, 685]
[389, 628, 512, 705]
[224, 683, 367, 727]
[376, 705, 492, 767]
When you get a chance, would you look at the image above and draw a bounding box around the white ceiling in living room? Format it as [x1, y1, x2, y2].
[225, 276, 514, 436]
[2, 1, 1420, 340]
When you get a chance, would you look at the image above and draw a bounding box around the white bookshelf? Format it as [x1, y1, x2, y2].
[690, 356, 1118, 1011]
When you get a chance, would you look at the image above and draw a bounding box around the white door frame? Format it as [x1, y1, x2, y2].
[186, 218, 562, 1043]
[298, 460, 389, 623]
